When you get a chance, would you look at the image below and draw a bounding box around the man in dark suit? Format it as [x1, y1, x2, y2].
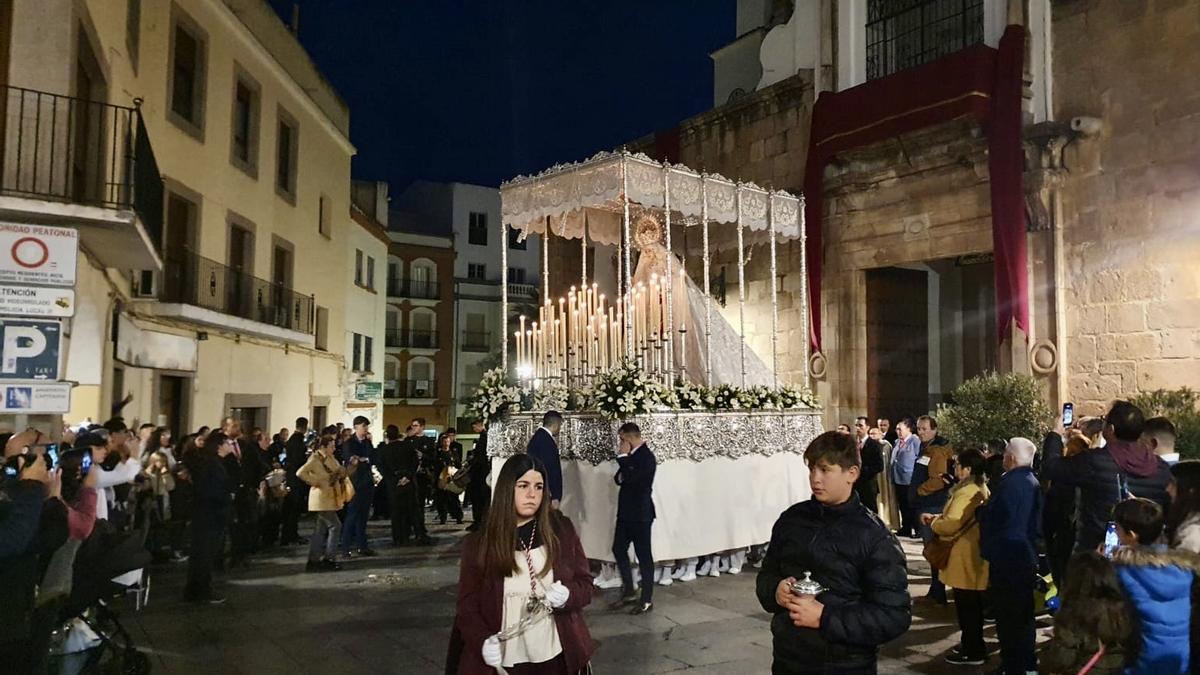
[280, 417, 309, 545]
[609, 421, 657, 615]
[852, 416, 884, 513]
[340, 415, 378, 557]
[378, 424, 431, 545]
[525, 411, 564, 509]
[465, 419, 491, 531]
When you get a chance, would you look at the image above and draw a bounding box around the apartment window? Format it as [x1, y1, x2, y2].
[865, 0, 984, 81]
[507, 225, 526, 250]
[275, 108, 298, 201]
[508, 267, 527, 284]
[363, 336, 374, 373]
[366, 256, 376, 291]
[126, 0, 141, 70]
[318, 194, 332, 238]
[468, 212, 488, 245]
[230, 70, 260, 174]
[467, 263, 486, 280]
[352, 333, 362, 371]
[314, 306, 329, 351]
[168, 12, 206, 135]
[354, 250, 364, 286]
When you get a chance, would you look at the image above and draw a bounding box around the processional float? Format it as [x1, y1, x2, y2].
[491, 150, 821, 562]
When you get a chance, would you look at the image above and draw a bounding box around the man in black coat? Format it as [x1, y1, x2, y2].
[851, 417, 883, 513]
[377, 424, 430, 545]
[978, 437, 1043, 675]
[525, 411, 564, 508]
[756, 431, 911, 674]
[609, 422, 657, 615]
[465, 420, 491, 531]
[280, 416, 309, 545]
[1040, 400, 1172, 551]
[396, 420, 435, 545]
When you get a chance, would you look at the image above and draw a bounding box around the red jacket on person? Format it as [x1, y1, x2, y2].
[447, 514, 595, 674]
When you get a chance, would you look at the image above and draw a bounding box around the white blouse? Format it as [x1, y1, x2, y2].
[500, 546, 563, 667]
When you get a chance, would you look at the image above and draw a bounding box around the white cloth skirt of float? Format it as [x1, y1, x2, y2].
[491, 452, 811, 562]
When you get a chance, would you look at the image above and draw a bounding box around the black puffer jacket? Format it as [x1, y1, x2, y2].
[756, 494, 911, 673]
[1041, 438, 1172, 551]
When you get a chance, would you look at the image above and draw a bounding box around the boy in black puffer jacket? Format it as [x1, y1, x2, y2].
[756, 431, 912, 674]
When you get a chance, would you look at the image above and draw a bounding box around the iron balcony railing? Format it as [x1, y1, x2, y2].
[0, 85, 163, 249]
[385, 328, 439, 349]
[865, 0, 984, 81]
[387, 277, 440, 300]
[385, 379, 437, 399]
[461, 331, 491, 352]
[161, 248, 315, 334]
[507, 283, 537, 298]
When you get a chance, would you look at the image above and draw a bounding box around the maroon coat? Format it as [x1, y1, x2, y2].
[447, 515, 595, 674]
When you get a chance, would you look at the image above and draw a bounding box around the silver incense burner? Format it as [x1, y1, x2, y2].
[790, 571, 826, 596]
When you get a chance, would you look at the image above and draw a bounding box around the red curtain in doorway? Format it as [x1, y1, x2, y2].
[802, 25, 1030, 352]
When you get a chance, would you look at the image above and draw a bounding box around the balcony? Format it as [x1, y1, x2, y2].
[0, 86, 163, 270]
[387, 277, 440, 300]
[461, 331, 492, 353]
[145, 248, 315, 344]
[385, 328, 439, 350]
[385, 379, 437, 400]
[507, 283, 538, 299]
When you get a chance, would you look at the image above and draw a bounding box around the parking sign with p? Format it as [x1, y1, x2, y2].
[0, 319, 61, 380]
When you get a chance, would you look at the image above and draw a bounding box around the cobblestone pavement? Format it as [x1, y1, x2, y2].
[124, 519, 1051, 674]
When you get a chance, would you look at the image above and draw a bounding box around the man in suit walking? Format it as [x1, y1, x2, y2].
[280, 417, 310, 546]
[525, 411, 564, 509]
[609, 422, 657, 615]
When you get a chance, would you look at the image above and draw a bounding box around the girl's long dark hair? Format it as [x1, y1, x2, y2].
[185, 431, 227, 472]
[478, 454, 559, 580]
[1057, 551, 1139, 658]
[1167, 461, 1200, 542]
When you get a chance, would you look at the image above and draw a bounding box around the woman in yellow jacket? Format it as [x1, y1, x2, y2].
[297, 433, 359, 572]
[921, 447, 990, 667]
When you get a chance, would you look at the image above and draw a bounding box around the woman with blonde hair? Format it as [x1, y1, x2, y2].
[922, 447, 990, 666]
[297, 433, 358, 572]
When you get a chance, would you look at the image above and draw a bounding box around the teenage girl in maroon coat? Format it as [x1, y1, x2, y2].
[448, 454, 594, 674]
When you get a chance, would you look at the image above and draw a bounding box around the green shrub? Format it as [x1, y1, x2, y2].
[1130, 388, 1200, 459]
[936, 372, 1054, 448]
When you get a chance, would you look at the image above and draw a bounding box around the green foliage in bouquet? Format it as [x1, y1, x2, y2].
[590, 360, 669, 420]
[466, 367, 521, 422]
[936, 372, 1053, 447]
[709, 384, 741, 410]
[524, 378, 569, 412]
[1131, 387, 1200, 459]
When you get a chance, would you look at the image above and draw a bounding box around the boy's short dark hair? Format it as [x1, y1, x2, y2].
[352, 415, 370, 427]
[1105, 400, 1145, 441]
[1143, 416, 1177, 442]
[618, 422, 641, 436]
[543, 411, 564, 426]
[804, 431, 860, 470]
[1113, 497, 1164, 544]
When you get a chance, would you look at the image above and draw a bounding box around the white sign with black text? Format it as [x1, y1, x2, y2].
[0, 382, 71, 413]
[0, 223, 78, 287]
[0, 285, 75, 317]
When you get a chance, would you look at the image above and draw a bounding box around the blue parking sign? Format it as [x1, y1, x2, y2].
[0, 318, 61, 380]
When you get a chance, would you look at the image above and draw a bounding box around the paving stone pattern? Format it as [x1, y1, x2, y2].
[125, 520, 1051, 674]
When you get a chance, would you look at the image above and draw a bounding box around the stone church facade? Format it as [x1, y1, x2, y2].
[629, 0, 1200, 425]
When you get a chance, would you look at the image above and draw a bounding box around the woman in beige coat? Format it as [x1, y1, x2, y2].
[297, 433, 358, 572]
[921, 447, 990, 666]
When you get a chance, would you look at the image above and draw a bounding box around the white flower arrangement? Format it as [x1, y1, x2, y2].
[589, 360, 668, 420]
[777, 384, 819, 410]
[527, 378, 569, 412]
[466, 367, 521, 422]
[673, 380, 707, 411]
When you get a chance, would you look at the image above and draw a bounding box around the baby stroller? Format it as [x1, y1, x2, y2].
[48, 518, 153, 674]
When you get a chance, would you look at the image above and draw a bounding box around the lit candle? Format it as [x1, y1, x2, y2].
[515, 330, 523, 372]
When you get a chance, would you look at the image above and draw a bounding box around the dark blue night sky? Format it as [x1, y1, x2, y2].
[268, 1, 734, 189]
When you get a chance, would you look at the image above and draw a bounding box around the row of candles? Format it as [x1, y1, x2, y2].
[513, 271, 688, 386]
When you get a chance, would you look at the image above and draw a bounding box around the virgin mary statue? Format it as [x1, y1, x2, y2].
[630, 214, 773, 387]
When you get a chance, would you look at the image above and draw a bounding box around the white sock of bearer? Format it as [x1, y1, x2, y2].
[657, 564, 674, 586]
[679, 558, 698, 582]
